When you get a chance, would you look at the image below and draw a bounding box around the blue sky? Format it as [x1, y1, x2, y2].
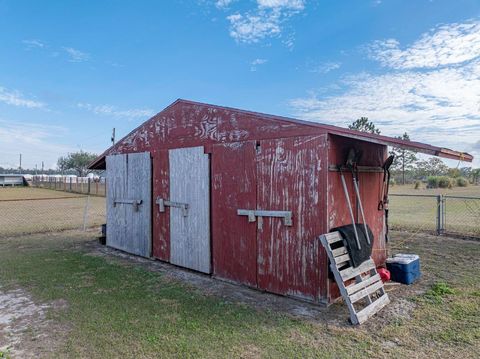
[0, 0, 479, 169]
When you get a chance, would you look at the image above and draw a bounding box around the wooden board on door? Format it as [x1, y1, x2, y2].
[256, 135, 328, 301]
[169, 146, 211, 273]
[106, 152, 152, 257]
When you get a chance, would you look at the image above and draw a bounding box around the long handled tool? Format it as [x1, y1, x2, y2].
[378, 155, 395, 243]
[351, 172, 371, 245]
[345, 148, 370, 245]
[339, 167, 362, 250]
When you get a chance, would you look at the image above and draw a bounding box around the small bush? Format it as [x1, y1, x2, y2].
[438, 176, 453, 188]
[414, 180, 422, 189]
[389, 178, 395, 187]
[456, 177, 469, 187]
[427, 176, 439, 188]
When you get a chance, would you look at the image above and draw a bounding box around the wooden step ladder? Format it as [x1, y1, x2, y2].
[320, 231, 390, 325]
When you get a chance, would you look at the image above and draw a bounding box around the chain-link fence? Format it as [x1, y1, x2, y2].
[0, 187, 105, 237]
[389, 193, 480, 238]
[31, 176, 106, 196]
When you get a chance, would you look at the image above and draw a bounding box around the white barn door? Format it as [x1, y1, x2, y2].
[169, 147, 210, 273]
[106, 152, 152, 257]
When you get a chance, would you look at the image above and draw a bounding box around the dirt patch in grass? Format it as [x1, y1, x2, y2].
[0, 286, 68, 358]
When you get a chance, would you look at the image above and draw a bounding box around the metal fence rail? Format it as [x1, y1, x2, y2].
[389, 193, 480, 238]
[31, 177, 106, 197]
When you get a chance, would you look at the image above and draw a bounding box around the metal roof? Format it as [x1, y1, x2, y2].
[89, 99, 473, 169]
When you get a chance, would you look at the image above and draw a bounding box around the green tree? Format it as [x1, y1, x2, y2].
[414, 157, 449, 178]
[348, 117, 381, 134]
[390, 132, 418, 185]
[57, 151, 97, 177]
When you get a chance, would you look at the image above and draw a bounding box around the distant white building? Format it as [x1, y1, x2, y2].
[0, 174, 25, 186]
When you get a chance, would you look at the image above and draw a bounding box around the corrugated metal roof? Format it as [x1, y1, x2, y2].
[89, 99, 473, 169]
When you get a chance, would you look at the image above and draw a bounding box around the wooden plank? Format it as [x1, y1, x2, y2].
[334, 254, 350, 264]
[339, 259, 376, 282]
[106, 152, 152, 257]
[349, 280, 384, 304]
[257, 135, 328, 301]
[356, 294, 390, 324]
[127, 152, 152, 257]
[169, 146, 211, 273]
[346, 274, 381, 295]
[325, 231, 343, 244]
[106, 154, 127, 253]
[332, 246, 348, 257]
[211, 142, 258, 287]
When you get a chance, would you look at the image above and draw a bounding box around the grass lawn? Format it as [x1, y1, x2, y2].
[0, 230, 478, 358]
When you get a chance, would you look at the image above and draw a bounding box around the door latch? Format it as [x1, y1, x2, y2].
[156, 197, 189, 217]
[113, 199, 143, 212]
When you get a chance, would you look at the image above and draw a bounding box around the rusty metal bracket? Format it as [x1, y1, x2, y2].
[156, 197, 189, 217]
[113, 199, 143, 212]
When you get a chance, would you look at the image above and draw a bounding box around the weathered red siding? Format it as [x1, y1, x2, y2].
[152, 150, 170, 261]
[256, 135, 328, 301]
[211, 141, 258, 287]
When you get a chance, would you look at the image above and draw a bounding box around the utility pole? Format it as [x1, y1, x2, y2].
[35, 164, 38, 175]
[41, 161, 44, 173]
[111, 128, 116, 145]
[19, 154, 22, 173]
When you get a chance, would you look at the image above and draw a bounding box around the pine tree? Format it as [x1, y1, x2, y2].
[390, 133, 417, 185]
[348, 117, 381, 134]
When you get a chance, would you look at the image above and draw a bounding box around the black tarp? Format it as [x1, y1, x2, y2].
[331, 224, 373, 268]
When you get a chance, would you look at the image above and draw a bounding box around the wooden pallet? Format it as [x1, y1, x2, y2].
[320, 231, 390, 325]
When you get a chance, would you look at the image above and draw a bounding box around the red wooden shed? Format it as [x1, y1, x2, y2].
[90, 99, 472, 304]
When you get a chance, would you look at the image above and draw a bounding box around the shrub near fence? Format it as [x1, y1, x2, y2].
[389, 193, 480, 238]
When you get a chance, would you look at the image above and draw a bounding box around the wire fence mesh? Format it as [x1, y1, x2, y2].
[444, 196, 480, 237]
[1, 186, 478, 239]
[0, 187, 105, 237]
[389, 193, 480, 238]
[389, 194, 439, 234]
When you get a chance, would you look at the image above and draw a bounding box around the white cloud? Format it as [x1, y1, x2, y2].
[368, 20, 480, 69]
[309, 61, 341, 74]
[257, 0, 305, 10]
[77, 103, 155, 120]
[250, 58, 268, 71]
[0, 120, 71, 169]
[63, 47, 90, 62]
[0, 87, 45, 108]
[215, 0, 235, 8]
[22, 39, 45, 49]
[290, 20, 480, 166]
[225, 0, 305, 44]
[227, 11, 282, 43]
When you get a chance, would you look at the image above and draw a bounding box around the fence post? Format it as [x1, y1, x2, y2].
[88, 178, 91, 194]
[436, 194, 445, 235]
[82, 196, 90, 231]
